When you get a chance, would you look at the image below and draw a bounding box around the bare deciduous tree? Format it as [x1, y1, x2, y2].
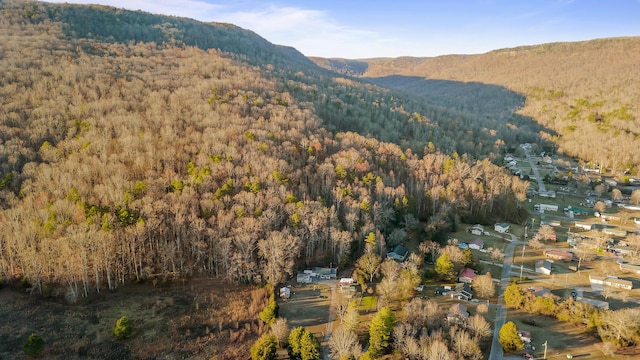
[472, 272, 495, 298]
[328, 326, 362, 360]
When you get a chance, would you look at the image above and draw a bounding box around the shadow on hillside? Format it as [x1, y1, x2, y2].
[365, 75, 557, 149]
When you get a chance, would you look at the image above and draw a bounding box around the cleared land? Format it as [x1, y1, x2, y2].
[0, 279, 266, 360]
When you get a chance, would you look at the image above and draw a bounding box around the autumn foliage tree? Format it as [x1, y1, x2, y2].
[499, 321, 524, 352]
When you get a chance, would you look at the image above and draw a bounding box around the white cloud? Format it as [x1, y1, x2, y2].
[213, 5, 399, 58]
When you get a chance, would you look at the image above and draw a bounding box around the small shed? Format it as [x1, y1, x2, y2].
[279, 287, 291, 299]
[494, 223, 510, 233]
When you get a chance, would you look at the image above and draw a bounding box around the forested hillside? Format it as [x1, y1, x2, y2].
[0, 1, 529, 299]
[314, 37, 640, 174]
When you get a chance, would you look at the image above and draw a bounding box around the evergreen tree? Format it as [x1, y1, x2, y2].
[498, 321, 524, 352]
[250, 333, 278, 360]
[300, 330, 321, 360]
[288, 326, 306, 360]
[113, 316, 132, 339]
[23, 333, 44, 357]
[368, 306, 396, 358]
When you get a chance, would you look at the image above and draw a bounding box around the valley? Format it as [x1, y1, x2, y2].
[0, 1, 639, 359]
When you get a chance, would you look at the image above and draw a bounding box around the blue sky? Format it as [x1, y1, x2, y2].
[45, 0, 640, 58]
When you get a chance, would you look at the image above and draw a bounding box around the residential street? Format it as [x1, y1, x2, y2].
[489, 233, 523, 360]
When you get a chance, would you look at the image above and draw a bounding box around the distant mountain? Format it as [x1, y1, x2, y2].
[313, 37, 640, 174]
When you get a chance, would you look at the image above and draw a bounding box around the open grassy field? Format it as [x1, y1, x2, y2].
[277, 283, 332, 338]
[0, 278, 269, 360]
[507, 309, 640, 359]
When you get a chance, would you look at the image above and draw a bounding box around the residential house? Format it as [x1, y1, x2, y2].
[387, 244, 409, 262]
[494, 223, 510, 233]
[620, 262, 640, 274]
[458, 268, 477, 283]
[339, 278, 354, 288]
[589, 275, 633, 290]
[296, 273, 312, 284]
[469, 224, 485, 236]
[610, 246, 636, 257]
[448, 283, 473, 301]
[446, 303, 469, 324]
[535, 260, 553, 275]
[527, 286, 552, 298]
[577, 297, 609, 310]
[545, 250, 574, 261]
[467, 238, 484, 250]
[313, 267, 337, 280]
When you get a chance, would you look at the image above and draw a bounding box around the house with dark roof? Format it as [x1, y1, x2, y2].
[313, 267, 337, 279]
[535, 259, 553, 275]
[467, 238, 484, 250]
[387, 244, 409, 262]
[448, 283, 473, 301]
[446, 303, 469, 324]
[469, 224, 485, 236]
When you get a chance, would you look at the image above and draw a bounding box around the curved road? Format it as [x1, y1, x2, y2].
[489, 233, 523, 360]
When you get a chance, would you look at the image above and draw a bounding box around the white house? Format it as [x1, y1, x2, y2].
[339, 278, 354, 288]
[494, 223, 510, 233]
[535, 260, 553, 275]
[469, 224, 484, 236]
[467, 238, 484, 250]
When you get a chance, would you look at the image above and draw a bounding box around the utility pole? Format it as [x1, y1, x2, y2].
[543, 340, 548, 359]
[522, 242, 526, 258]
[520, 264, 524, 281]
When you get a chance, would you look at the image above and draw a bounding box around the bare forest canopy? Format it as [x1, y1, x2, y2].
[312, 37, 640, 174]
[0, 1, 529, 298]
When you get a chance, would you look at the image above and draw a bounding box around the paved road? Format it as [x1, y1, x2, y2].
[524, 148, 546, 193]
[489, 233, 523, 360]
